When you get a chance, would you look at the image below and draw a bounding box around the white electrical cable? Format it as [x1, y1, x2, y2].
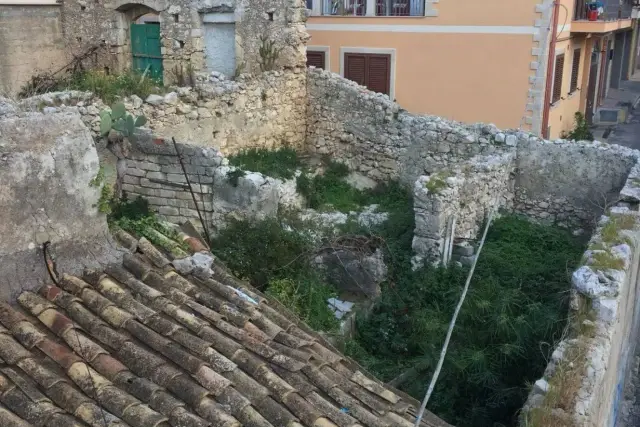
[413, 211, 495, 427]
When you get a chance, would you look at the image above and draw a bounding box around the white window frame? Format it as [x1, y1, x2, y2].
[307, 46, 331, 70]
[339, 46, 396, 100]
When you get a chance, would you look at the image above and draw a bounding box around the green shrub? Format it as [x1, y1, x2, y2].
[212, 217, 314, 287]
[212, 216, 339, 331]
[563, 112, 594, 141]
[296, 161, 407, 213]
[227, 147, 301, 180]
[346, 215, 583, 427]
[23, 70, 162, 103]
[268, 275, 339, 331]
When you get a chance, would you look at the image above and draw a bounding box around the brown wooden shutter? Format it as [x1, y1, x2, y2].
[367, 54, 391, 95]
[345, 53, 367, 87]
[307, 51, 326, 69]
[570, 49, 581, 93]
[552, 54, 565, 104]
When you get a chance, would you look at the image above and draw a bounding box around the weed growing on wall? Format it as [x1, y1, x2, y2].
[344, 216, 584, 427]
[227, 147, 301, 180]
[21, 70, 162, 104]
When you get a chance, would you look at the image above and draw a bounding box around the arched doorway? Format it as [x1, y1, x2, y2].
[116, 4, 163, 83]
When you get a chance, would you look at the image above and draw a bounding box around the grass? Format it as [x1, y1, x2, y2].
[424, 170, 453, 194]
[601, 214, 637, 244]
[590, 250, 626, 270]
[21, 70, 162, 104]
[524, 296, 595, 427]
[227, 147, 301, 180]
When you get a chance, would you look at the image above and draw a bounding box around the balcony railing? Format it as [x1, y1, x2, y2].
[321, 0, 425, 16]
[574, 0, 633, 21]
[376, 0, 425, 16]
[322, 0, 366, 16]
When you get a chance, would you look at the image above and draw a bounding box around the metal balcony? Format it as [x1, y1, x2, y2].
[574, 0, 633, 21]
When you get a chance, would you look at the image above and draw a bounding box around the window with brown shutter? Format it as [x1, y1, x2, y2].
[570, 49, 581, 93]
[344, 53, 391, 96]
[552, 54, 565, 104]
[307, 50, 326, 70]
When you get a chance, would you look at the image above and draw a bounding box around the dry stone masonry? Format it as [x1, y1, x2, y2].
[121, 134, 301, 233]
[306, 68, 516, 184]
[412, 153, 515, 267]
[20, 70, 307, 154]
[522, 164, 640, 425]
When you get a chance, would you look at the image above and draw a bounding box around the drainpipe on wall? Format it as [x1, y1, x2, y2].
[541, 0, 561, 139]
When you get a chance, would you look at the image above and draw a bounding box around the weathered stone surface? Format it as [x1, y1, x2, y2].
[313, 248, 387, 298]
[0, 109, 107, 256]
[412, 153, 515, 265]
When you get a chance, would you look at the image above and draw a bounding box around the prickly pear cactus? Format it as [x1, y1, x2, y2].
[99, 102, 147, 142]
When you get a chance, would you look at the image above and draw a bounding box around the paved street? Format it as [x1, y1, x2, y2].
[600, 77, 640, 150]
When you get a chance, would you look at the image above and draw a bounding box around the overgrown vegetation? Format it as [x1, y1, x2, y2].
[344, 216, 584, 427]
[228, 147, 301, 180]
[524, 296, 595, 427]
[21, 70, 161, 104]
[212, 216, 340, 331]
[561, 112, 594, 141]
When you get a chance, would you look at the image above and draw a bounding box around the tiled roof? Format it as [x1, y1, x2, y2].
[0, 227, 451, 427]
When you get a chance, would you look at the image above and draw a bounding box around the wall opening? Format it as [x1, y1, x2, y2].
[202, 13, 237, 78]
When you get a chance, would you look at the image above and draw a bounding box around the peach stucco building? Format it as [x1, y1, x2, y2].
[305, 0, 640, 139]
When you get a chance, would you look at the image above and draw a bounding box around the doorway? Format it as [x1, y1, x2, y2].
[586, 40, 600, 125]
[130, 21, 163, 82]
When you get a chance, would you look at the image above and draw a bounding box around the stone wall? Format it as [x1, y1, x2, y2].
[121, 135, 299, 234]
[306, 68, 518, 183]
[411, 153, 516, 267]
[0, 5, 68, 96]
[514, 139, 638, 230]
[522, 164, 640, 425]
[56, 0, 306, 86]
[20, 70, 307, 154]
[0, 97, 123, 301]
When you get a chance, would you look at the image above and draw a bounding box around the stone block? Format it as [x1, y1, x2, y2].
[126, 168, 146, 177]
[167, 174, 187, 184]
[157, 206, 180, 216]
[159, 189, 177, 199]
[146, 171, 166, 180]
[140, 178, 162, 189]
[123, 175, 140, 185]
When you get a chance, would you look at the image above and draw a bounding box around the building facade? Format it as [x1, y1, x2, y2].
[0, 0, 309, 96]
[306, 0, 640, 138]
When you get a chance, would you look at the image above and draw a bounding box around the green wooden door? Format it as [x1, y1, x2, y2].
[131, 23, 163, 83]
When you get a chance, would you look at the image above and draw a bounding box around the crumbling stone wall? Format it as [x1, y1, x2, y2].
[523, 164, 640, 425]
[514, 139, 638, 230]
[121, 135, 299, 234]
[20, 70, 307, 154]
[0, 5, 68, 96]
[58, 0, 307, 85]
[0, 97, 123, 301]
[412, 153, 516, 267]
[306, 68, 515, 183]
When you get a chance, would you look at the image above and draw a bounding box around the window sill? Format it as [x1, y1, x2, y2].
[567, 89, 580, 99]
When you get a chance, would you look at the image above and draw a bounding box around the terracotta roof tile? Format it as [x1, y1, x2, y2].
[0, 230, 452, 427]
